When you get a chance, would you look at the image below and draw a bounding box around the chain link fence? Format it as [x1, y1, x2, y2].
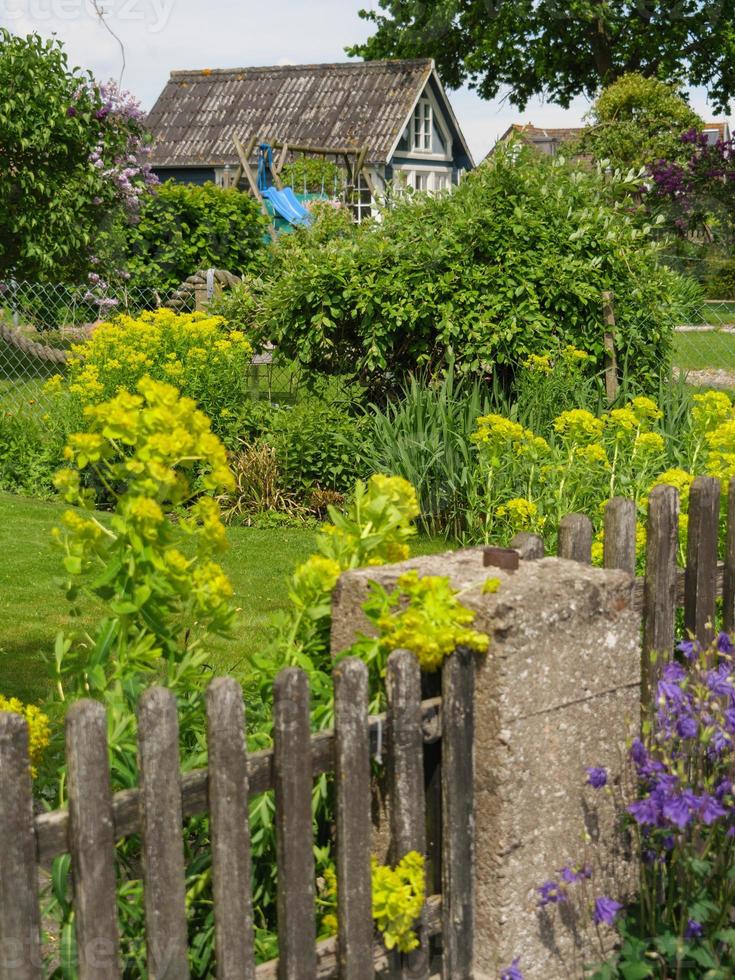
[0, 279, 302, 417]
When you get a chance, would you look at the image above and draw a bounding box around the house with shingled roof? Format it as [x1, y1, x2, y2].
[493, 120, 731, 158]
[147, 59, 474, 217]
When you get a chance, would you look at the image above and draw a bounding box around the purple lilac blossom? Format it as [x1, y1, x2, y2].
[593, 897, 623, 926]
[586, 767, 608, 789]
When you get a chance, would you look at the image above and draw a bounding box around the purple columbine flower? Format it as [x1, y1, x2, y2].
[537, 880, 565, 907]
[677, 639, 699, 661]
[593, 896, 623, 926]
[662, 662, 687, 683]
[718, 632, 735, 655]
[586, 767, 608, 789]
[716, 778, 732, 800]
[662, 791, 695, 830]
[500, 959, 524, 980]
[560, 865, 592, 884]
[676, 716, 698, 739]
[628, 796, 661, 826]
[697, 793, 727, 825]
[685, 918, 703, 939]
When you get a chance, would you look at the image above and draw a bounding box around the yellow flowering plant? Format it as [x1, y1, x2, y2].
[0, 697, 50, 776]
[468, 388, 735, 556]
[45, 308, 254, 440]
[51, 376, 236, 702]
[319, 852, 427, 955]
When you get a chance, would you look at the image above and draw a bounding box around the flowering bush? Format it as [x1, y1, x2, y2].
[467, 383, 735, 564]
[0, 31, 155, 281]
[46, 309, 253, 440]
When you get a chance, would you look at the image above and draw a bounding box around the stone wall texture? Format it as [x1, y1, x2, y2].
[331, 547, 641, 980]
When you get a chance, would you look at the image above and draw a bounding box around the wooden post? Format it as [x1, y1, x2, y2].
[66, 701, 120, 979]
[0, 713, 42, 980]
[441, 648, 476, 979]
[273, 668, 316, 980]
[193, 282, 208, 312]
[643, 485, 680, 706]
[724, 477, 735, 634]
[685, 476, 721, 652]
[603, 497, 637, 576]
[333, 659, 373, 980]
[510, 532, 545, 560]
[387, 651, 429, 980]
[557, 513, 593, 564]
[138, 687, 190, 980]
[602, 291, 619, 404]
[206, 678, 256, 980]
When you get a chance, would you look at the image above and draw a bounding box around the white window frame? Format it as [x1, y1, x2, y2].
[412, 98, 433, 153]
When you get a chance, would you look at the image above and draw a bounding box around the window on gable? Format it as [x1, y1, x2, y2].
[412, 99, 432, 152]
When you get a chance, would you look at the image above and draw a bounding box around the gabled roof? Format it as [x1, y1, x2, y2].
[147, 59, 469, 169]
[498, 123, 584, 144]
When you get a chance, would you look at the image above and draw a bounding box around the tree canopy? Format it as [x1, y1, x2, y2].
[576, 73, 704, 170]
[349, 1, 735, 112]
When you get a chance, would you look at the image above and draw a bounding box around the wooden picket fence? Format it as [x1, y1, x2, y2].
[512, 474, 735, 703]
[0, 650, 475, 979]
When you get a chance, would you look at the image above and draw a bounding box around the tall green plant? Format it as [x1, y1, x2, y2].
[363, 369, 490, 537]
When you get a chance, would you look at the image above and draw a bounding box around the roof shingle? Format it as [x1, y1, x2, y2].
[147, 59, 435, 168]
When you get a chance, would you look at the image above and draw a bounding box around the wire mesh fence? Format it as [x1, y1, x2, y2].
[0, 280, 301, 417]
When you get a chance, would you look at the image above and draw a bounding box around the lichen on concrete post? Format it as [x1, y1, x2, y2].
[331, 547, 641, 980]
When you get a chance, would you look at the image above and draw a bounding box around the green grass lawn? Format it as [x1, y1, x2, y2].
[674, 331, 735, 371]
[701, 302, 735, 326]
[0, 493, 448, 705]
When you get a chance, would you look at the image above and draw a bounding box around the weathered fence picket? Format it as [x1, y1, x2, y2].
[206, 678, 256, 980]
[66, 701, 120, 980]
[333, 659, 373, 980]
[138, 687, 190, 980]
[642, 484, 680, 703]
[274, 668, 317, 980]
[725, 476, 735, 634]
[557, 513, 593, 564]
[0, 713, 41, 980]
[441, 646, 476, 979]
[603, 496, 637, 575]
[685, 475, 720, 651]
[388, 651, 430, 980]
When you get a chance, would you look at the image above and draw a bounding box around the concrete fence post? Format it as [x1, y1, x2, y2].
[331, 547, 641, 980]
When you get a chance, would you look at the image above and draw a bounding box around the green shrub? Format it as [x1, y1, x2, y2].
[245, 146, 691, 393]
[104, 181, 266, 295]
[706, 258, 735, 299]
[0, 406, 75, 497]
[265, 380, 370, 494]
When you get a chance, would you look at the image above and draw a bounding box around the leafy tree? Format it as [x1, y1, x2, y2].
[349, 2, 735, 112]
[576, 73, 704, 170]
[0, 30, 153, 282]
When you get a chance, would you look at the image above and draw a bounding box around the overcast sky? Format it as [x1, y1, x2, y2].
[2, 0, 730, 162]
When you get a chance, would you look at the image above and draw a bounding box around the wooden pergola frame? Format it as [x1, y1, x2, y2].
[232, 136, 373, 236]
